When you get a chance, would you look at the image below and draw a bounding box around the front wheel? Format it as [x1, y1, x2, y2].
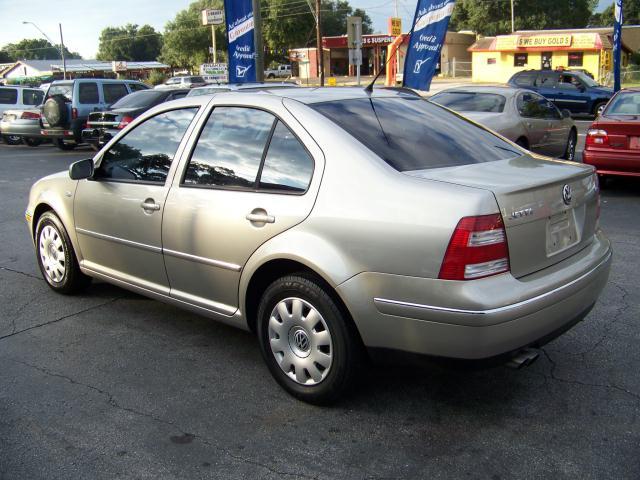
[54, 138, 76, 151]
[563, 130, 577, 161]
[257, 274, 363, 404]
[35, 212, 91, 294]
[594, 101, 607, 117]
[2, 134, 22, 145]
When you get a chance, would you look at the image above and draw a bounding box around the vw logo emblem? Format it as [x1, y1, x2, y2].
[562, 184, 572, 205]
[293, 330, 310, 352]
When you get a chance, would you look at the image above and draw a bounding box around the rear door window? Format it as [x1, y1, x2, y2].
[311, 97, 520, 172]
[536, 73, 558, 87]
[78, 82, 99, 104]
[0, 88, 18, 104]
[513, 72, 536, 87]
[23, 89, 44, 105]
[128, 83, 149, 92]
[103, 83, 129, 104]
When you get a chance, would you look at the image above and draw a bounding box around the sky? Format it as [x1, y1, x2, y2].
[0, 0, 616, 60]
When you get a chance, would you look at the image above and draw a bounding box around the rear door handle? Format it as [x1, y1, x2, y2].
[140, 199, 160, 212]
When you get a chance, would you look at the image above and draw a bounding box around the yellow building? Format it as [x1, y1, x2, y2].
[468, 28, 633, 84]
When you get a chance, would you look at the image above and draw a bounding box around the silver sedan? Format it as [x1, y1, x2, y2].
[430, 86, 578, 161]
[26, 88, 611, 403]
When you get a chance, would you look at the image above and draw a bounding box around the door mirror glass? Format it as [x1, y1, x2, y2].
[69, 158, 94, 180]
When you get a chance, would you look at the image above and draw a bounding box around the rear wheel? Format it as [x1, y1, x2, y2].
[35, 212, 91, 294]
[563, 129, 577, 161]
[23, 137, 43, 147]
[2, 134, 22, 145]
[257, 274, 363, 404]
[54, 138, 77, 151]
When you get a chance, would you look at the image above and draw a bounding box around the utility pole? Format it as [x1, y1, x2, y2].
[316, 0, 324, 86]
[59, 23, 67, 80]
[252, 0, 264, 81]
[510, 0, 515, 33]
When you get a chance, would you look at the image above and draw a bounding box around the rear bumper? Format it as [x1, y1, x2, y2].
[583, 149, 640, 177]
[337, 231, 612, 360]
[0, 120, 42, 138]
[41, 128, 76, 139]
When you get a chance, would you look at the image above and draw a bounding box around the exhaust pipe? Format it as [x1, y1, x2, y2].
[506, 348, 540, 369]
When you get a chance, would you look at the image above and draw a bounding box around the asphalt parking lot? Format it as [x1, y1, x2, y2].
[0, 142, 638, 480]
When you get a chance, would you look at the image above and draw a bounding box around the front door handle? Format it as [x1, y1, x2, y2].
[140, 199, 160, 212]
[246, 209, 275, 224]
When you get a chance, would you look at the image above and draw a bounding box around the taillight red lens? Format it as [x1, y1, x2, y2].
[586, 129, 609, 147]
[118, 115, 134, 129]
[71, 107, 78, 120]
[20, 111, 40, 120]
[439, 214, 510, 281]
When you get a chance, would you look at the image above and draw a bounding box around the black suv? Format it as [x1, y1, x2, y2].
[508, 70, 614, 116]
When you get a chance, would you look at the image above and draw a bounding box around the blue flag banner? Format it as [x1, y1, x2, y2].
[224, 0, 256, 83]
[613, 0, 623, 92]
[403, 0, 455, 91]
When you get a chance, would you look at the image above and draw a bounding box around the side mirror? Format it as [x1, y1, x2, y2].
[69, 158, 94, 180]
[561, 109, 572, 119]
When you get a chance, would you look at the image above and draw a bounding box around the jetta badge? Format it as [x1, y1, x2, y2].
[562, 184, 572, 205]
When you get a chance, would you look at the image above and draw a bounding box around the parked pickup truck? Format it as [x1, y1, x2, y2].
[264, 65, 291, 79]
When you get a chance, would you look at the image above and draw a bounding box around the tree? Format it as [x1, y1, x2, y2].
[590, 0, 640, 26]
[449, 0, 598, 36]
[0, 38, 81, 61]
[160, 0, 227, 69]
[96, 24, 163, 61]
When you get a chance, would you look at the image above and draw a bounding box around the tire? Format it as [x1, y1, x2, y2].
[35, 211, 91, 294]
[593, 101, 607, 117]
[23, 137, 43, 147]
[268, 73, 275, 79]
[563, 129, 577, 161]
[54, 138, 76, 151]
[257, 274, 363, 404]
[2, 134, 22, 145]
[43, 95, 68, 127]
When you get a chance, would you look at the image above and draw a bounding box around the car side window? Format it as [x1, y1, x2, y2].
[78, 82, 99, 104]
[259, 121, 313, 193]
[129, 83, 148, 92]
[514, 72, 536, 87]
[23, 89, 44, 105]
[103, 83, 129, 104]
[536, 73, 558, 87]
[558, 74, 582, 90]
[183, 107, 275, 188]
[0, 88, 18, 104]
[518, 93, 547, 119]
[542, 98, 562, 119]
[94, 108, 197, 184]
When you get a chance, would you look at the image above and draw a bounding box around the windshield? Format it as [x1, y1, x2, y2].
[604, 92, 640, 115]
[111, 90, 164, 109]
[573, 71, 599, 87]
[47, 83, 73, 101]
[311, 96, 521, 172]
[431, 92, 506, 113]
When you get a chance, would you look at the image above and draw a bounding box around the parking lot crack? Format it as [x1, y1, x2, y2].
[0, 265, 43, 281]
[0, 297, 122, 341]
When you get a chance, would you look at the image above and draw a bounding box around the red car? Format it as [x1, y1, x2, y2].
[584, 88, 640, 177]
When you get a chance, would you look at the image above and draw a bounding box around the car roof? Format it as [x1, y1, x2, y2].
[251, 86, 422, 104]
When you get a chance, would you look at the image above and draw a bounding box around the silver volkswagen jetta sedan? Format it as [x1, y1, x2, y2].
[26, 88, 612, 403]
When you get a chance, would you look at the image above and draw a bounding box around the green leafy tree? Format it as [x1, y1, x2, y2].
[1, 38, 81, 60]
[450, 0, 599, 36]
[0, 50, 13, 62]
[96, 24, 163, 61]
[591, 0, 640, 26]
[160, 0, 227, 69]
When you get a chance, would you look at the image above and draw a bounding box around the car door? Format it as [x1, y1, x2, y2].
[517, 91, 555, 155]
[534, 71, 559, 103]
[162, 100, 324, 316]
[555, 73, 589, 114]
[541, 97, 571, 157]
[73, 106, 200, 294]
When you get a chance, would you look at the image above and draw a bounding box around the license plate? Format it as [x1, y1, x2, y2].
[546, 210, 579, 256]
[629, 137, 640, 149]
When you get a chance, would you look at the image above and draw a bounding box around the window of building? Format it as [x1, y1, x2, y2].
[487, 58, 497, 65]
[568, 52, 584, 67]
[514, 53, 528, 67]
[95, 108, 197, 183]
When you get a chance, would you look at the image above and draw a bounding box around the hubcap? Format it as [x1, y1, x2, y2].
[268, 297, 333, 385]
[39, 225, 66, 283]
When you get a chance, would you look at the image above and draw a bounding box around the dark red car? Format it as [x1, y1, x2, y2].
[584, 88, 640, 178]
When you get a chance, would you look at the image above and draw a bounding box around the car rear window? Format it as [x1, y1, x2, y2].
[23, 89, 44, 106]
[111, 90, 165, 109]
[604, 92, 640, 115]
[0, 88, 18, 104]
[47, 83, 73, 101]
[310, 97, 521, 171]
[431, 92, 506, 113]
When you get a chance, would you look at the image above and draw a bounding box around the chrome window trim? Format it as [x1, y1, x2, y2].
[374, 251, 611, 316]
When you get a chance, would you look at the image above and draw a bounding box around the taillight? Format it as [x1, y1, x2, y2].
[586, 129, 609, 147]
[439, 213, 510, 281]
[118, 115, 134, 129]
[71, 107, 78, 120]
[20, 111, 40, 120]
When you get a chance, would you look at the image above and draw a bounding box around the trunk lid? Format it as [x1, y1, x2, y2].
[405, 155, 599, 278]
[593, 115, 640, 150]
[87, 108, 139, 128]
